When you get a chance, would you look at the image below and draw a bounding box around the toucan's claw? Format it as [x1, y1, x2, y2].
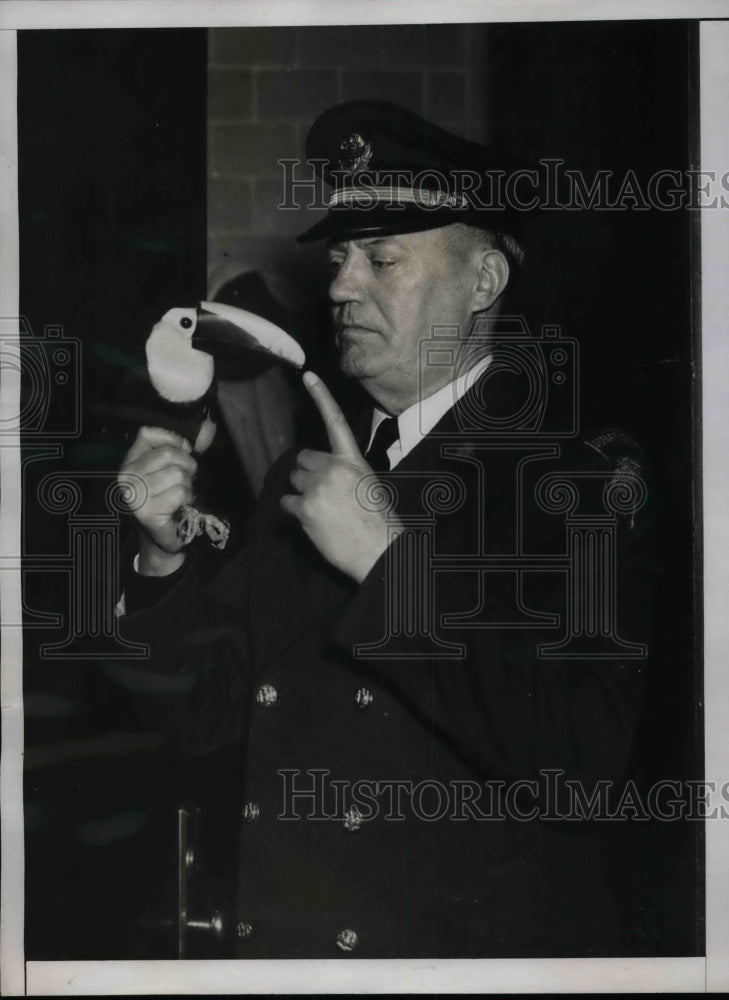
[176, 504, 204, 545]
[176, 504, 230, 550]
[202, 513, 230, 550]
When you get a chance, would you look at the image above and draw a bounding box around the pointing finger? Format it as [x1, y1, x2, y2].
[302, 371, 361, 460]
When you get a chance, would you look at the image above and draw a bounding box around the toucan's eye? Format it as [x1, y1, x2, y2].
[179, 316, 194, 330]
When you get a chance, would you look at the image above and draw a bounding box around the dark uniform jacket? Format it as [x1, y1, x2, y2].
[116, 371, 652, 959]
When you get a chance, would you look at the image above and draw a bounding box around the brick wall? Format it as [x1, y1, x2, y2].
[207, 24, 490, 305]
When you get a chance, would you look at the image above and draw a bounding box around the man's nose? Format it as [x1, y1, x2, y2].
[329, 255, 365, 303]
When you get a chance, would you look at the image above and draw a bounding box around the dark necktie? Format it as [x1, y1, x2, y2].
[365, 416, 399, 472]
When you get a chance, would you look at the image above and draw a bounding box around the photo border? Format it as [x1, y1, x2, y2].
[1, 1, 727, 994]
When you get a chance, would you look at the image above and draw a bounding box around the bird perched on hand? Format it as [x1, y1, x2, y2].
[131, 300, 305, 549]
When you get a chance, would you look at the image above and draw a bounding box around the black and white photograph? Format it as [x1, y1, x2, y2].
[1, 1, 728, 994]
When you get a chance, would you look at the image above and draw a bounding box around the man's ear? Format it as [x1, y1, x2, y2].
[471, 249, 510, 313]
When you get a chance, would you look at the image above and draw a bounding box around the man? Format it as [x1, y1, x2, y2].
[116, 101, 651, 958]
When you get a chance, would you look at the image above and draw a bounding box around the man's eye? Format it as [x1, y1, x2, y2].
[370, 258, 395, 270]
[328, 258, 343, 274]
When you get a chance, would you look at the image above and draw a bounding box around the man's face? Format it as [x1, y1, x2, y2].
[327, 227, 480, 413]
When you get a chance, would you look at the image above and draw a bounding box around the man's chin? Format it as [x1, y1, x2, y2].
[338, 345, 383, 381]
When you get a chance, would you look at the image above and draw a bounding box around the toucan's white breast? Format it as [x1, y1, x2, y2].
[146, 323, 215, 403]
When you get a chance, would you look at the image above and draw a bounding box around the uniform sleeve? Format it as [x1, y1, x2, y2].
[105, 450, 298, 757]
[118, 547, 189, 615]
[332, 432, 653, 788]
[104, 537, 253, 758]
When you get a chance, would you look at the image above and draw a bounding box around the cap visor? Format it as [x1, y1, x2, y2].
[297, 205, 519, 243]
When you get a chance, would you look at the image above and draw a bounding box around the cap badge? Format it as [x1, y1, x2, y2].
[338, 132, 372, 174]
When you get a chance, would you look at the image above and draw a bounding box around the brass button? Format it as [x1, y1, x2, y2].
[336, 928, 358, 952]
[256, 683, 278, 708]
[242, 801, 260, 822]
[355, 687, 373, 708]
[343, 806, 363, 832]
[236, 920, 254, 940]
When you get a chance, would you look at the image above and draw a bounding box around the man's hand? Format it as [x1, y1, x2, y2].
[118, 426, 197, 576]
[281, 371, 403, 583]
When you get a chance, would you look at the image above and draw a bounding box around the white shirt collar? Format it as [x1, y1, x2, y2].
[368, 354, 492, 469]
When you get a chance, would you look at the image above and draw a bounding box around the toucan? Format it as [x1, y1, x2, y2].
[136, 300, 305, 549]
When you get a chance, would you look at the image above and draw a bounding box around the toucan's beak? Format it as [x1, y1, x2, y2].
[192, 301, 305, 370]
[191, 312, 259, 358]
